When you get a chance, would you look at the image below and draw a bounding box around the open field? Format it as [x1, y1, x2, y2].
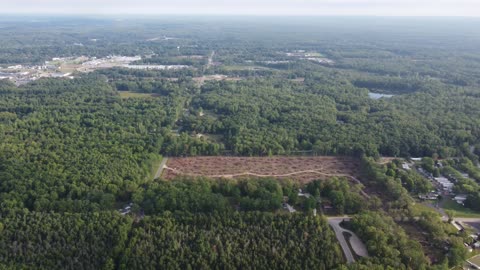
[163, 156, 361, 183]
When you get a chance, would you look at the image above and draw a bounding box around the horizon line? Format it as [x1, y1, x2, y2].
[1, 13, 480, 18]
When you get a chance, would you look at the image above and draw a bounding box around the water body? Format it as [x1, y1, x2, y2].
[368, 92, 394, 99]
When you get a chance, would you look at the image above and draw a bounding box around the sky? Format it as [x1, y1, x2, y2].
[2, 0, 480, 16]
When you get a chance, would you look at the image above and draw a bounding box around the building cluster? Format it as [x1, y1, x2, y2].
[415, 161, 472, 206]
[0, 55, 194, 86]
[434, 176, 454, 194]
[284, 50, 334, 65]
[0, 65, 73, 85]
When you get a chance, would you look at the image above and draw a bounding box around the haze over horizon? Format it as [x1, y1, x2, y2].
[2, 0, 480, 17]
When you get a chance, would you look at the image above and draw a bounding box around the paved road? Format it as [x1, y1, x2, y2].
[455, 218, 480, 222]
[328, 217, 355, 263]
[328, 217, 369, 264]
[154, 157, 168, 179]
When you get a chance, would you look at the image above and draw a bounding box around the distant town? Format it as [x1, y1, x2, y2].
[0, 55, 190, 85]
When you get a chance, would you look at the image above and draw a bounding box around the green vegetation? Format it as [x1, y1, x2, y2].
[355, 157, 470, 268]
[118, 91, 157, 99]
[350, 211, 430, 269]
[135, 178, 285, 214]
[122, 212, 343, 270]
[0, 210, 343, 270]
[306, 178, 368, 215]
[0, 75, 222, 212]
[410, 202, 440, 217]
[1, 16, 480, 269]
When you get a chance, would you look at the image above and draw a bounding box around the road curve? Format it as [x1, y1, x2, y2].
[328, 216, 369, 263]
[328, 217, 355, 264]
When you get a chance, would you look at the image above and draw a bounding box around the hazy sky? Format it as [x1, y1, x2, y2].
[3, 0, 480, 16]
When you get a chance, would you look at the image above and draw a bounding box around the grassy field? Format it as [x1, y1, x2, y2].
[441, 198, 480, 218]
[119, 91, 157, 99]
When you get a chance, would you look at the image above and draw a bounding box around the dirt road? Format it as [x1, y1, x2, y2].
[206, 50, 215, 69]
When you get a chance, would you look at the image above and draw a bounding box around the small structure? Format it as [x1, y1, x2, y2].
[402, 163, 411, 170]
[419, 193, 439, 200]
[454, 194, 468, 205]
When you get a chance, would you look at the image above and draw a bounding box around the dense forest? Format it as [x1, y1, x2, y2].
[0, 210, 344, 270]
[1, 16, 480, 269]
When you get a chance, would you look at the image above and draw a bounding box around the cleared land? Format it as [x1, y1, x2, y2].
[163, 156, 361, 183]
